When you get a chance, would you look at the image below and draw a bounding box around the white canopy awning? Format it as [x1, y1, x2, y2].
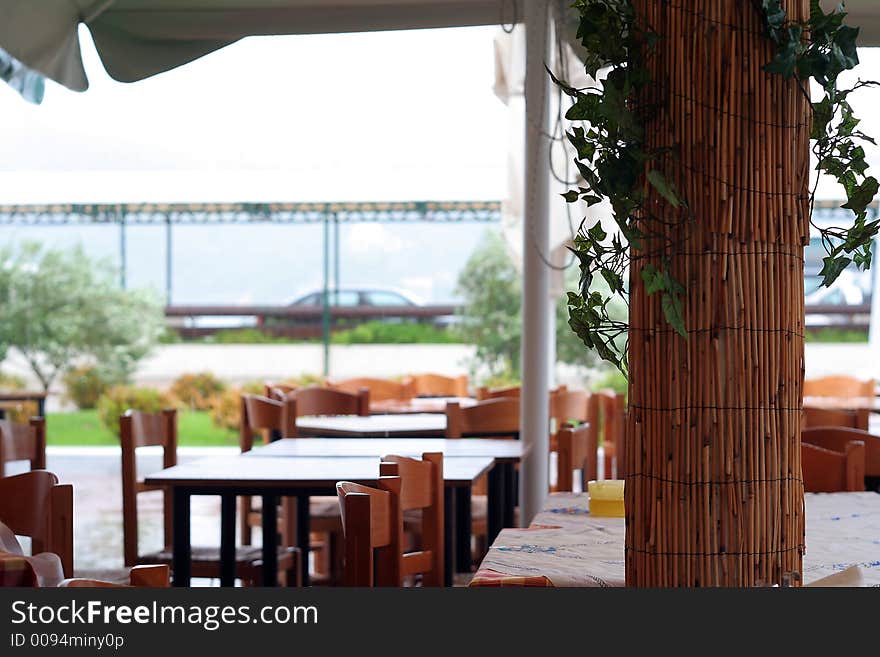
[0, 0, 504, 91]
[2, 0, 879, 94]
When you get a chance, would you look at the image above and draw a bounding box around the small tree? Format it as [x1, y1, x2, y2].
[0, 242, 164, 392]
[456, 230, 603, 381]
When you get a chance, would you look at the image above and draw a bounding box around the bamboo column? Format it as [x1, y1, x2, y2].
[625, 0, 810, 586]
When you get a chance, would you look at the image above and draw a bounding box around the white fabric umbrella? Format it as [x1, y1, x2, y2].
[0, 0, 503, 91]
[493, 24, 613, 295]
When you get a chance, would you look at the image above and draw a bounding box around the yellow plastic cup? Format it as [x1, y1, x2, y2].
[588, 479, 625, 517]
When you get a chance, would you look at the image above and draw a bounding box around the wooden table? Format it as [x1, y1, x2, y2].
[0, 391, 47, 419]
[295, 413, 446, 437]
[145, 454, 495, 587]
[470, 491, 880, 587]
[369, 397, 476, 415]
[803, 396, 880, 412]
[251, 437, 527, 545]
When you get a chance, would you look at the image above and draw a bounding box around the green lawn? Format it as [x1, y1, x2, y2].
[46, 410, 239, 447]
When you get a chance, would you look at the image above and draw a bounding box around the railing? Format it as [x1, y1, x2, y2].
[804, 303, 871, 332]
[165, 303, 869, 338]
[165, 304, 458, 339]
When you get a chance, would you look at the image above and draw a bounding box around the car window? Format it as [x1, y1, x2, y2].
[365, 291, 412, 306]
[295, 293, 319, 305]
[332, 291, 360, 306]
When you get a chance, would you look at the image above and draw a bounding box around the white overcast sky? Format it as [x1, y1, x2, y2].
[0, 25, 510, 204]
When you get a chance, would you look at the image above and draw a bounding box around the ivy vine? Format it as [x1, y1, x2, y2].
[560, 0, 880, 373]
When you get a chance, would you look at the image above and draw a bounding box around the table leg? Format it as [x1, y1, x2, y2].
[261, 494, 278, 586]
[296, 494, 310, 586]
[487, 464, 504, 545]
[455, 485, 472, 573]
[502, 462, 517, 527]
[220, 494, 236, 587]
[172, 488, 191, 587]
[443, 487, 456, 587]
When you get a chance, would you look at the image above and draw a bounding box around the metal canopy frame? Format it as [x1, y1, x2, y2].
[0, 200, 502, 225]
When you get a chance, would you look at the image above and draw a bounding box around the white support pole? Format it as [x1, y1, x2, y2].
[869, 234, 880, 356]
[520, 0, 552, 525]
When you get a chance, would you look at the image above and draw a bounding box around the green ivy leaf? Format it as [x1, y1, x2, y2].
[646, 170, 681, 208]
[820, 255, 853, 287]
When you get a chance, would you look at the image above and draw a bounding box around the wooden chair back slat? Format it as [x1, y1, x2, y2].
[119, 409, 177, 567]
[379, 456, 433, 510]
[287, 388, 370, 437]
[264, 382, 298, 400]
[381, 452, 444, 586]
[556, 423, 597, 492]
[550, 389, 590, 426]
[802, 426, 880, 479]
[476, 385, 521, 401]
[337, 476, 401, 586]
[803, 376, 874, 398]
[802, 441, 865, 492]
[0, 470, 73, 577]
[595, 391, 626, 478]
[803, 407, 868, 431]
[410, 373, 468, 397]
[445, 398, 519, 438]
[0, 417, 46, 477]
[328, 377, 413, 402]
[239, 394, 296, 450]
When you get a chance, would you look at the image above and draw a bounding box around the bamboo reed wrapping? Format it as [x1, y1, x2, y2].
[625, 0, 809, 586]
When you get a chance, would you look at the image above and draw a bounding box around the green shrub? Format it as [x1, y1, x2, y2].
[804, 328, 868, 343]
[0, 370, 37, 421]
[331, 321, 461, 344]
[479, 373, 521, 389]
[62, 365, 117, 410]
[0, 370, 26, 390]
[203, 329, 295, 344]
[209, 381, 265, 432]
[97, 386, 170, 437]
[170, 372, 227, 410]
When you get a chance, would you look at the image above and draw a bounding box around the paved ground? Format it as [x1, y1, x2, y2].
[7, 448, 238, 581]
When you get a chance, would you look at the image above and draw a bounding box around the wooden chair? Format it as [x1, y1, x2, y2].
[802, 441, 865, 492]
[336, 475, 401, 586]
[238, 395, 295, 546]
[0, 417, 46, 478]
[287, 387, 370, 437]
[122, 408, 300, 586]
[477, 384, 568, 402]
[802, 426, 880, 485]
[241, 390, 365, 580]
[803, 375, 874, 398]
[60, 565, 170, 587]
[445, 398, 520, 438]
[803, 407, 869, 431]
[336, 454, 444, 586]
[476, 385, 520, 401]
[445, 397, 519, 559]
[410, 373, 469, 398]
[263, 382, 297, 400]
[0, 470, 73, 578]
[555, 423, 598, 493]
[549, 388, 590, 451]
[327, 377, 413, 402]
[595, 391, 626, 479]
[382, 453, 444, 586]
